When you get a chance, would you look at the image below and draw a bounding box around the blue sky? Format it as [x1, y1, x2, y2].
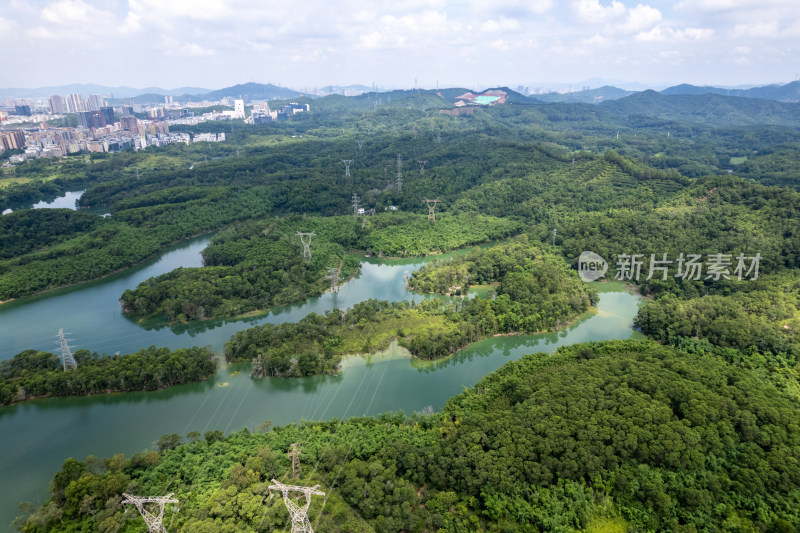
[1, 0, 798, 90]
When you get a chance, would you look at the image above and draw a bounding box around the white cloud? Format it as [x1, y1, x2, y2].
[174, 43, 216, 57]
[572, 1, 661, 35]
[489, 38, 510, 50]
[635, 26, 714, 42]
[572, 0, 626, 23]
[581, 33, 609, 46]
[128, 0, 232, 22]
[358, 10, 455, 50]
[28, 0, 124, 40]
[26, 26, 57, 39]
[119, 11, 141, 34]
[474, 0, 553, 16]
[0, 16, 17, 39]
[733, 21, 782, 38]
[619, 4, 661, 33]
[41, 0, 109, 25]
[480, 17, 521, 33]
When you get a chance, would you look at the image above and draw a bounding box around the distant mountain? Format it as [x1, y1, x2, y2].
[530, 85, 634, 104]
[317, 84, 381, 96]
[203, 83, 306, 101]
[0, 84, 211, 99]
[661, 81, 800, 102]
[601, 90, 800, 126]
[436, 87, 530, 106]
[139, 86, 211, 96]
[660, 84, 730, 96]
[106, 83, 308, 104]
[108, 93, 180, 105]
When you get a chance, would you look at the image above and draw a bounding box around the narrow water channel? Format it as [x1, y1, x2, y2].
[0, 233, 640, 529]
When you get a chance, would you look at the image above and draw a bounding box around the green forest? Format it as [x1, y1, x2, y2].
[4, 86, 800, 531]
[224, 238, 595, 375]
[0, 346, 216, 406]
[119, 213, 520, 323]
[15, 340, 800, 532]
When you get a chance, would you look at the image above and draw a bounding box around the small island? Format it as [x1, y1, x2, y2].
[226, 238, 598, 377]
[0, 345, 216, 406]
[119, 213, 522, 323]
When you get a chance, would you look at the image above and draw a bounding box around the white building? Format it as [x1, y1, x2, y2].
[234, 99, 245, 119]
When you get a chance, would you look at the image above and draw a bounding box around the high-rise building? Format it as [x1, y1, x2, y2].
[234, 99, 245, 119]
[121, 106, 134, 116]
[68, 94, 86, 113]
[77, 110, 106, 129]
[88, 94, 105, 111]
[49, 95, 67, 114]
[119, 115, 138, 132]
[0, 131, 26, 150]
[100, 106, 115, 125]
[13, 105, 32, 116]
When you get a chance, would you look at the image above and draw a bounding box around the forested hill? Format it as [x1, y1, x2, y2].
[19, 340, 800, 532]
[120, 213, 521, 323]
[223, 238, 596, 376]
[600, 90, 800, 126]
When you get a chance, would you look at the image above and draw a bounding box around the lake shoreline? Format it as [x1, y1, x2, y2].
[0, 231, 217, 306]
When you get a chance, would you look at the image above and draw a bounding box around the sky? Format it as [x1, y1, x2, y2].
[0, 0, 798, 91]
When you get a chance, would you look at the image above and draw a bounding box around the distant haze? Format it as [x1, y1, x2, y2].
[0, 0, 798, 90]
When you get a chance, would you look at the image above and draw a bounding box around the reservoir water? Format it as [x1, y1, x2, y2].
[0, 236, 640, 529]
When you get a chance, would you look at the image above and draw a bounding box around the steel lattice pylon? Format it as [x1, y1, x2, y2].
[424, 198, 440, 222]
[121, 493, 179, 533]
[57, 328, 77, 370]
[297, 232, 316, 260]
[341, 159, 353, 177]
[269, 479, 325, 533]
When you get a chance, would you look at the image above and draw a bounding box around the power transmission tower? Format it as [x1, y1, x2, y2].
[268, 480, 325, 533]
[417, 160, 427, 174]
[357, 140, 364, 152]
[288, 443, 302, 479]
[424, 198, 440, 222]
[57, 328, 77, 370]
[552, 228, 557, 246]
[352, 193, 360, 217]
[341, 159, 353, 178]
[435, 132, 442, 143]
[328, 268, 340, 293]
[121, 493, 179, 533]
[396, 154, 403, 191]
[297, 232, 316, 260]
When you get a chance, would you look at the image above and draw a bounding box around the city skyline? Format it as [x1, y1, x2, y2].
[1, 0, 798, 90]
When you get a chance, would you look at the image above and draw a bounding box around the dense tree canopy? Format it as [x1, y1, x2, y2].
[0, 346, 216, 406]
[18, 340, 800, 532]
